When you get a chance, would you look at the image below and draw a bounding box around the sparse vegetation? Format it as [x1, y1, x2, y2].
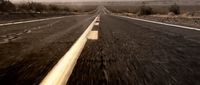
[17, 2, 48, 13]
[138, 4, 153, 15]
[107, 5, 200, 16]
[17, 2, 69, 13]
[48, 4, 61, 12]
[106, 4, 200, 28]
[0, 1, 96, 14]
[0, 1, 68, 13]
[0, 1, 97, 22]
[0, 0, 15, 12]
[169, 3, 180, 15]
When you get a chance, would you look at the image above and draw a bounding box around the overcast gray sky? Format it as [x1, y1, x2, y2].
[10, 0, 149, 2]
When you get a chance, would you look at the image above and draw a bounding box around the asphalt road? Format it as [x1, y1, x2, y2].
[0, 7, 200, 85]
[68, 14, 200, 85]
[0, 15, 95, 85]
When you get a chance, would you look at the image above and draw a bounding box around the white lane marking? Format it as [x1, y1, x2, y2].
[94, 22, 99, 26]
[87, 31, 98, 40]
[119, 16, 200, 31]
[96, 17, 100, 22]
[40, 16, 99, 85]
[0, 16, 67, 27]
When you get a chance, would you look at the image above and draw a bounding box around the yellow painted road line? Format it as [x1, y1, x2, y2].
[40, 15, 99, 85]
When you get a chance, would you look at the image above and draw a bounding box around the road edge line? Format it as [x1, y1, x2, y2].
[40, 15, 99, 85]
[117, 15, 200, 31]
[0, 16, 68, 27]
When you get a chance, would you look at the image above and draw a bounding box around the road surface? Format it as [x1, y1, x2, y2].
[0, 7, 200, 85]
[67, 14, 200, 85]
[0, 15, 95, 85]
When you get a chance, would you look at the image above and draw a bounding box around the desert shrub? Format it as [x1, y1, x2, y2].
[17, 3, 29, 12]
[0, 0, 16, 12]
[18, 2, 69, 13]
[69, 7, 84, 12]
[34, 3, 47, 12]
[18, 2, 48, 13]
[138, 5, 153, 15]
[62, 6, 70, 12]
[169, 3, 180, 15]
[18, 2, 34, 12]
[48, 4, 60, 12]
[0, 1, 92, 14]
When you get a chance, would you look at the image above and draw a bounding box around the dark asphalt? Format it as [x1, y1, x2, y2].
[68, 15, 200, 85]
[0, 15, 95, 85]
